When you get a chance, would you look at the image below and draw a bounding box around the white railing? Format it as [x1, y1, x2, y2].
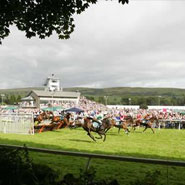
[0, 113, 34, 135]
[158, 119, 185, 130]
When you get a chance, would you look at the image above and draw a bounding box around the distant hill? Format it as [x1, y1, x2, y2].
[1, 86, 185, 97]
[1, 86, 185, 105]
[64, 87, 185, 97]
[0, 87, 44, 97]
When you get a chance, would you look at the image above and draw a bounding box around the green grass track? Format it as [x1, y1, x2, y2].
[0, 128, 185, 185]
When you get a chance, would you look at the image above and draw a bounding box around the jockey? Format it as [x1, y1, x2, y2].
[92, 111, 103, 128]
[60, 110, 65, 120]
[144, 113, 150, 119]
[136, 113, 142, 121]
[119, 113, 124, 122]
[142, 113, 151, 123]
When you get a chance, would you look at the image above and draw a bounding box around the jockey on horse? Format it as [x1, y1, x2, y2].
[141, 113, 151, 124]
[85, 111, 104, 130]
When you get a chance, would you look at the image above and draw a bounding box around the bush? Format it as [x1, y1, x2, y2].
[0, 146, 162, 185]
[0, 147, 120, 185]
[131, 170, 162, 185]
[139, 104, 148, 109]
[0, 146, 58, 185]
[59, 168, 120, 185]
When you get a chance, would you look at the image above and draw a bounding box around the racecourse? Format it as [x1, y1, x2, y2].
[0, 128, 185, 184]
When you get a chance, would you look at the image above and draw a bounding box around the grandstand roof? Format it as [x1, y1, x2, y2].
[29, 90, 80, 98]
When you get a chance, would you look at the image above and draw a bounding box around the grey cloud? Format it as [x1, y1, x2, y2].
[0, 1, 185, 89]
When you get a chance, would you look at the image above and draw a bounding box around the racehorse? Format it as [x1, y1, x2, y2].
[50, 112, 74, 130]
[78, 117, 116, 142]
[132, 115, 159, 133]
[116, 115, 134, 134]
[34, 111, 52, 124]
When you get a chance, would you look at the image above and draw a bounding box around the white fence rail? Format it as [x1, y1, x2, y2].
[0, 113, 34, 135]
[158, 119, 185, 130]
[0, 144, 185, 168]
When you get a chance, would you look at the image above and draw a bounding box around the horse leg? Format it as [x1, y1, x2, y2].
[105, 127, 111, 133]
[87, 131, 96, 142]
[150, 127, 155, 133]
[149, 124, 155, 134]
[143, 125, 148, 133]
[125, 128, 130, 135]
[122, 124, 129, 135]
[103, 133, 106, 142]
[133, 125, 136, 132]
[133, 122, 139, 131]
[95, 133, 103, 139]
[99, 131, 106, 141]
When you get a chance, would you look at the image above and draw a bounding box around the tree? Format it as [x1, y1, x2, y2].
[121, 97, 128, 105]
[97, 96, 104, 104]
[17, 94, 22, 103]
[146, 97, 158, 105]
[139, 104, 148, 110]
[137, 97, 147, 106]
[9, 94, 16, 105]
[0, 0, 129, 44]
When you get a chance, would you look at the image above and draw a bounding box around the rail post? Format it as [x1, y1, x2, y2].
[85, 157, 92, 171]
[178, 122, 181, 130]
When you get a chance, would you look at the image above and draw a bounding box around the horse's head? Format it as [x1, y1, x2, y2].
[125, 115, 134, 124]
[149, 115, 159, 127]
[65, 112, 71, 120]
[108, 118, 116, 126]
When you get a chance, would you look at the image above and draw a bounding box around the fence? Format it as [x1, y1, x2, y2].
[0, 144, 185, 169]
[0, 144, 185, 185]
[0, 113, 34, 135]
[159, 119, 185, 130]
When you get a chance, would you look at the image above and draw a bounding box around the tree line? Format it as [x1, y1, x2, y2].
[1, 93, 185, 106]
[87, 95, 185, 106]
[0, 94, 22, 105]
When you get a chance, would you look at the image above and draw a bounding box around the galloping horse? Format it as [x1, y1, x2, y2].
[116, 115, 134, 134]
[79, 117, 116, 142]
[34, 111, 52, 124]
[50, 112, 74, 130]
[132, 115, 159, 133]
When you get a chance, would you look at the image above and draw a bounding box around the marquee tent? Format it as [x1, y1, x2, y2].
[65, 107, 84, 113]
[42, 106, 64, 111]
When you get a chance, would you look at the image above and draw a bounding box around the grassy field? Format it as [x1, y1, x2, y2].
[0, 128, 185, 185]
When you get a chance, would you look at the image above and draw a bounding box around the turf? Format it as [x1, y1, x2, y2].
[0, 128, 185, 185]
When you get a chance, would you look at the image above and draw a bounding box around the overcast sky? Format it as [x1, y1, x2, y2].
[0, 1, 185, 89]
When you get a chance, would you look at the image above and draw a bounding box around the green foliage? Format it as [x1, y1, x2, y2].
[2, 87, 185, 105]
[121, 97, 129, 105]
[0, 0, 129, 44]
[65, 87, 185, 105]
[0, 146, 62, 185]
[3, 94, 22, 105]
[131, 170, 162, 185]
[97, 96, 105, 104]
[139, 104, 148, 109]
[59, 168, 120, 185]
[0, 129, 185, 185]
[33, 163, 59, 185]
[17, 94, 22, 102]
[0, 146, 121, 185]
[86, 96, 95, 101]
[0, 147, 38, 185]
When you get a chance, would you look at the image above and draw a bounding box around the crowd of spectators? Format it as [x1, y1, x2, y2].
[1, 96, 185, 122]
